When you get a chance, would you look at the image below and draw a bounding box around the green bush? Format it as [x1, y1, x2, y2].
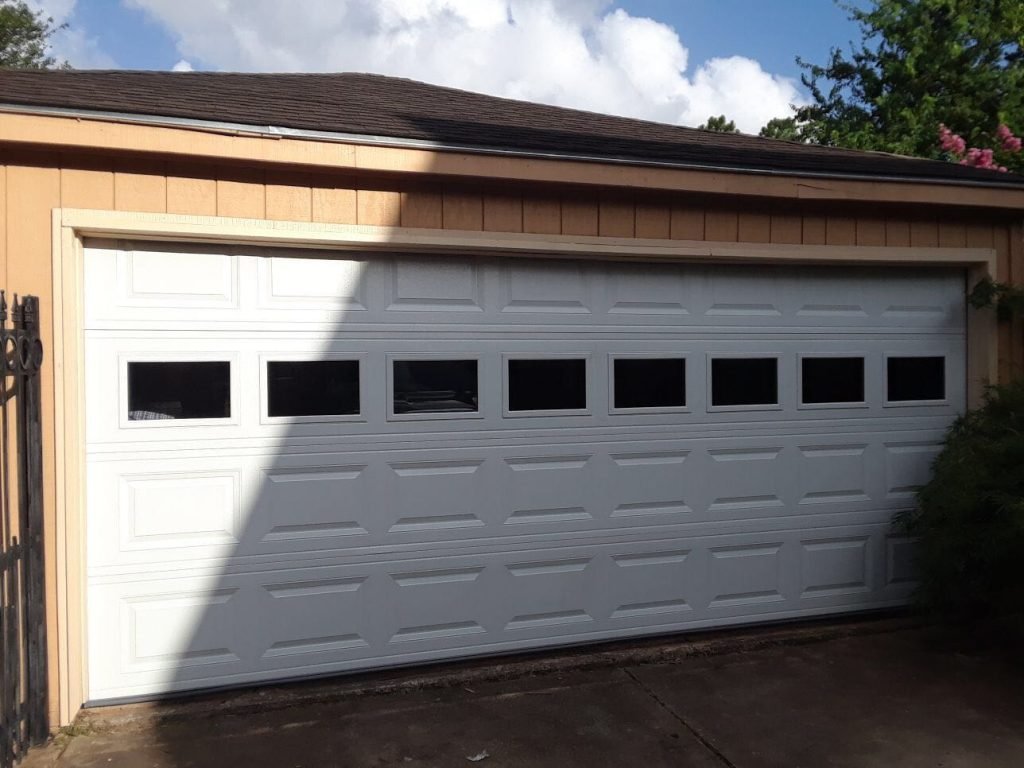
[896, 380, 1024, 640]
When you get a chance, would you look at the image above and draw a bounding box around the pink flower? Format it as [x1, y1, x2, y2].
[938, 124, 966, 156]
[940, 122, 1015, 170]
[994, 124, 1022, 152]
[961, 147, 983, 166]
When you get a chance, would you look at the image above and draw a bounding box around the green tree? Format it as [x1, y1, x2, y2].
[796, 0, 1024, 169]
[698, 114, 738, 133]
[759, 116, 801, 141]
[0, 0, 64, 69]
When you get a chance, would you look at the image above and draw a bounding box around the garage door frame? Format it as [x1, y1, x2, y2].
[48, 206, 999, 723]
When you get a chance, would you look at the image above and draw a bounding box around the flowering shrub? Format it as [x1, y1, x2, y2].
[938, 123, 1021, 171]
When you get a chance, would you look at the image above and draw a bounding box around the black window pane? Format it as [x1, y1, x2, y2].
[887, 356, 945, 402]
[711, 358, 778, 407]
[614, 358, 686, 409]
[508, 359, 587, 411]
[128, 361, 230, 420]
[801, 357, 865, 404]
[268, 360, 360, 417]
[393, 360, 478, 414]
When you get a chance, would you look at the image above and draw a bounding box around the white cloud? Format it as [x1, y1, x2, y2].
[26, 0, 117, 68]
[171, 58, 193, 71]
[123, 0, 805, 132]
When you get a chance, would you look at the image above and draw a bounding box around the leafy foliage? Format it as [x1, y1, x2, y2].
[896, 380, 1024, 640]
[968, 276, 1024, 321]
[698, 114, 738, 133]
[0, 0, 64, 69]
[796, 0, 1024, 172]
[759, 117, 801, 141]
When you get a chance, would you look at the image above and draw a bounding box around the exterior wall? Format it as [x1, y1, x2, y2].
[0, 143, 1020, 725]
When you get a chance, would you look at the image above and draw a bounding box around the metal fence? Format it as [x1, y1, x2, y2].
[0, 294, 47, 768]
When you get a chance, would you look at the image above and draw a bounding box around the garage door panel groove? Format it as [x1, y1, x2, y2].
[87, 432, 946, 570]
[86, 521, 911, 701]
[83, 242, 964, 701]
[84, 421, 959, 455]
[86, 245, 966, 329]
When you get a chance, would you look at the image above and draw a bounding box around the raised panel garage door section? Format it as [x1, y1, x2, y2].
[83, 241, 965, 702]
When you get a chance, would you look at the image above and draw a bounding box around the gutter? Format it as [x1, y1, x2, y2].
[2, 102, 1023, 193]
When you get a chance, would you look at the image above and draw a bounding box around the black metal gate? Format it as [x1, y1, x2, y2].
[0, 294, 47, 768]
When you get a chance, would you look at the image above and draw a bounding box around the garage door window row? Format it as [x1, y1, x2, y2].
[125, 354, 948, 422]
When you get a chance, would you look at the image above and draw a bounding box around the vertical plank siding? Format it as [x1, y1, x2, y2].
[522, 197, 560, 235]
[113, 158, 166, 213]
[400, 189, 443, 229]
[166, 174, 216, 216]
[265, 173, 313, 222]
[0, 151, 1020, 726]
[669, 204, 704, 240]
[560, 198, 599, 236]
[216, 168, 266, 219]
[311, 187, 357, 225]
[482, 194, 523, 233]
[634, 203, 670, 240]
[441, 191, 483, 231]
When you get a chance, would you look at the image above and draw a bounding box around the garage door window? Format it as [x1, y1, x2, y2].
[709, 357, 779, 409]
[127, 361, 231, 421]
[611, 356, 686, 412]
[800, 356, 866, 406]
[507, 357, 588, 414]
[267, 359, 360, 419]
[886, 355, 946, 404]
[392, 358, 480, 417]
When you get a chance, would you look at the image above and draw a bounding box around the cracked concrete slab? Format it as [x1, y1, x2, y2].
[630, 631, 1024, 768]
[56, 670, 724, 768]
[24, 627, 1024, 768]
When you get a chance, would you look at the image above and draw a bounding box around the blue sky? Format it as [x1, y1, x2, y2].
[36, 1, 866, 132]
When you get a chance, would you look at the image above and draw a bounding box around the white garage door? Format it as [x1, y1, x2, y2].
[84, 241, 965, 702]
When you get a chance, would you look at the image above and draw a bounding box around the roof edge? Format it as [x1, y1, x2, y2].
[3, 102, 1024, 195]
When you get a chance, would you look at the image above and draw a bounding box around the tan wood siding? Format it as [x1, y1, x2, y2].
[442, 191, 484, 231]
[357, 188, 401, 227]
[113, 158, 167, 213]
[855, 217, 886, 247]
[311, 186, 357, 225]
[482, 193, 523, 233]
[634, 202, 670, 240]
[738, 211, 771, 243]
[670, 204, 704, 240]
[265, 173, 313, 222]
[522, 197, 560, 235]
[599, 197, 635, 238]
[167, 171, 217, 216]
[561, 198, 599, 236]
[401, 188, 443, 229]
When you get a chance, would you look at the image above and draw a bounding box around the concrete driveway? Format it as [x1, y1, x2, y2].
[28, 624, 1024, 767]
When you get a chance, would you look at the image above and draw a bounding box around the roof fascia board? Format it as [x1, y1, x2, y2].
[2, 104, 1024, 210]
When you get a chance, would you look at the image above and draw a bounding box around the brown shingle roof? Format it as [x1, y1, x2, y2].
[0, 69, 1020, 187]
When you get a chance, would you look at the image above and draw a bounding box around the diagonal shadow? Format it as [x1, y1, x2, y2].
[76, 178, 966, 768]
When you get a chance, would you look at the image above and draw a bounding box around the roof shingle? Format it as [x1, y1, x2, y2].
[0, 69, 1020, 187]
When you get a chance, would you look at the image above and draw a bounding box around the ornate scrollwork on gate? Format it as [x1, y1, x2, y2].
[0, 293, 43, 379]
